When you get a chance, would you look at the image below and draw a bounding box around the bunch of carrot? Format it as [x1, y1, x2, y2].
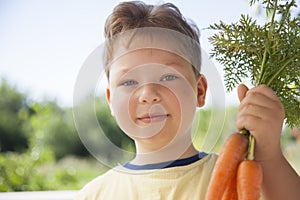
[206, 131, 263, 200]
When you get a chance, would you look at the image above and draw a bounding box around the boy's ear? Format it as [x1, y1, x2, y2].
[196, 74, 207, 107]
[105, 87, 114, 116]
[106, 87, 111, 103]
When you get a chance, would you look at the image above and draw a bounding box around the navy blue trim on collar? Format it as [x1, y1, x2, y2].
[123, 152, 208, 170]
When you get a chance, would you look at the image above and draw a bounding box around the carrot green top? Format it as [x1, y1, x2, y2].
[209, 0, 300, 128]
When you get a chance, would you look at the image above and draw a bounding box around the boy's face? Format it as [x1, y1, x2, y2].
[106, 49, 207, 151]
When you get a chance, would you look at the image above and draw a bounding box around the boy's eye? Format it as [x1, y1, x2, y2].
[161, 75, 179, 81]
[121, 80, 138, 86]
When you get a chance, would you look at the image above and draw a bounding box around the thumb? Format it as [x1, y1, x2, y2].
[237, 84, 249, 102]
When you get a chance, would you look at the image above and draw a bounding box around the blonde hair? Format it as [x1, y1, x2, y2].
[104, 1, 201, 79]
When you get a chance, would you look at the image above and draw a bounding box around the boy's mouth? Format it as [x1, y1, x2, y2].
[137, 113, 169, 123]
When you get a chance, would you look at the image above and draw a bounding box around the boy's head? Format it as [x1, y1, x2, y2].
[104, 1, 202, 79]
[104, 1, 207, 153]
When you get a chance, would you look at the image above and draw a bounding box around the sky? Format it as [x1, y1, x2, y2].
[0, 0, 269, 107]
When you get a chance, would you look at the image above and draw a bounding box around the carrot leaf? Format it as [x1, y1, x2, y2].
[209, 0, 300, 128]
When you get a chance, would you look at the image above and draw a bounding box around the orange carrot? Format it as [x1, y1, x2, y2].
[206, 132, 249, 200]
[237, 160, 263, 200]
[222, 174, 238, 200]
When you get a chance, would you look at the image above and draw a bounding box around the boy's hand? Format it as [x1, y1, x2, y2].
[236, 84, 285, 162]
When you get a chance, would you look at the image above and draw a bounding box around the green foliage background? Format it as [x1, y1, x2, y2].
[0, 78, 299, 191]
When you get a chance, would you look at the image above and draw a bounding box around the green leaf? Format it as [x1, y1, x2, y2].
[209, 0, 300, 128]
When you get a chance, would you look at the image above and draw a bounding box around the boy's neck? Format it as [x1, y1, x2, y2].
[131, 140, 199, 165]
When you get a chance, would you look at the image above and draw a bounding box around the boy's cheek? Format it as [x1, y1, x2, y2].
[175, 86, 198, 130]
[110, 91, 130, 115]
[166, 79, 198, 108]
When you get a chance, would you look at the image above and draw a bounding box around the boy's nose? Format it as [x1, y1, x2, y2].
[138, 83, 161, 103]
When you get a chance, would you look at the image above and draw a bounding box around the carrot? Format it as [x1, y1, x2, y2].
[237, 160, 263, 200]
[222, 174, 238, 200]
[206, 132, 249, 200]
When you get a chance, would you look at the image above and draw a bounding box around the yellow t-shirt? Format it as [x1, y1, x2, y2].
[75, 153, 217, 200]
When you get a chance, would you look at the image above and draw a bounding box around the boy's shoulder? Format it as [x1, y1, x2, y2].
[74, 168, 120, 200]
[75, 153, 218, 200]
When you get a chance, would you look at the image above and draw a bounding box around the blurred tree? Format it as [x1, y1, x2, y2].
[0, 79, 32, 152]
[29, 102, 88, 159]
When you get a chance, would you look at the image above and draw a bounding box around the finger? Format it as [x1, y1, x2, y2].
[236, 114, 264, 134]
[238, 103, 276, 121]
[246, 84, 279, 102]
[239, 92, 282, 111]
[238, 84, 249, 102]
[240, 88, 285, 119]
[236, 113, 274, 135]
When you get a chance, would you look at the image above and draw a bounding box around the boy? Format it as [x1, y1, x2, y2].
[76, 1, 300, 199]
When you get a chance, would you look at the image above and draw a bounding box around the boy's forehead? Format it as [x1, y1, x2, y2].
[113, 38, 174, 59]
[109, 48, 192, 75]
[106, 27, 201, 71]
[114, 48, 187, 64]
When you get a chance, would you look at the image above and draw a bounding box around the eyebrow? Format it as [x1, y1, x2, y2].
[163, 62, 181, 67]
[115, 65, 134, 76]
